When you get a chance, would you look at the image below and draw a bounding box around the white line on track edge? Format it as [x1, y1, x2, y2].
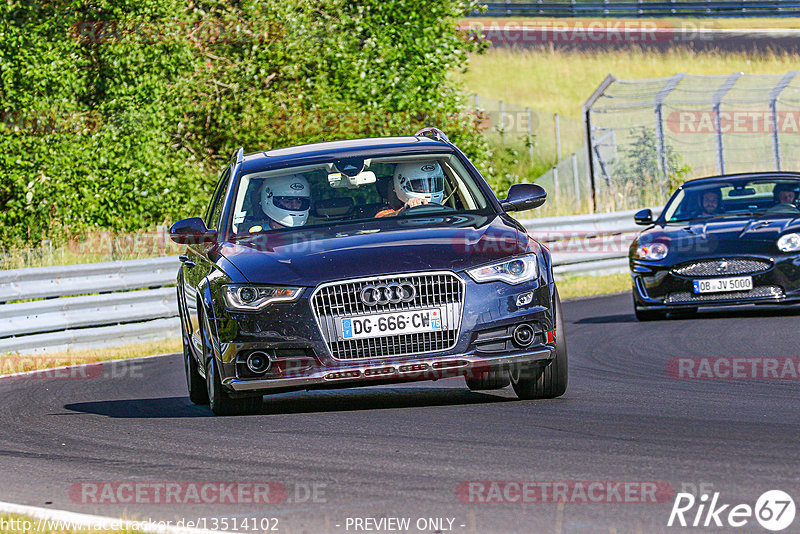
[0, 500, 221, 534]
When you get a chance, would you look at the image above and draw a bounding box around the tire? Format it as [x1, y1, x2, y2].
[465, 369, 510, 391]
[200, 306, 261, 416]
[634, 307, 665, 321]
[184, 334, 209, 405]
[510, 288, 568, 400]
[633, 292, 665, 321]
[181, 295, 208, 405]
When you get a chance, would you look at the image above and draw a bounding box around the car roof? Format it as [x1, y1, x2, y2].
[681, 171, 800, 188]
[240, 136, 455, 174]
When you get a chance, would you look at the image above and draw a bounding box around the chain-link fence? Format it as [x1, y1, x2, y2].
[584, 71, 800, 212]
[470, 95, 590, 214]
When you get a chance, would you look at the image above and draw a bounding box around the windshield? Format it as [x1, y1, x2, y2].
[662, 178, 800, 223]
[229, 153, 491, 235]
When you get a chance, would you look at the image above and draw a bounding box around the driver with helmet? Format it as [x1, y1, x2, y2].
[254, 173, 312, 230]
[375, 161, 446, 218]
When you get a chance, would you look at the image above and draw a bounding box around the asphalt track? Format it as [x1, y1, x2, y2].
[1, 292, 799, 533]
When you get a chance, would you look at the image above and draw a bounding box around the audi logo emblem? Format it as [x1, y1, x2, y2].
[360, 283, 416, 306]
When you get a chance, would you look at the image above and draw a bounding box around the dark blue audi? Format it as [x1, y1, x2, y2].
[170, 129, 567, 415]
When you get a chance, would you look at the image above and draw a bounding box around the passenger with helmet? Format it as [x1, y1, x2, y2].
[255, 173, 312, 230]
[375, 161, 446, 218]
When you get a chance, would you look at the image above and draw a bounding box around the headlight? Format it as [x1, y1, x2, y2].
[467, 255, 538, 285]
[635, 242, 668, 261]
[778, 233, 800, 252]
[223, 285, 303, 311]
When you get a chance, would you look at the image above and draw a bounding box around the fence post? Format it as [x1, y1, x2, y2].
[654, 74, 685, 192]
[553, 165, 559, 202]
[554, 113, 562, 161]
[499, 100, 505, 145]
[474, 94, 479, 110]
[571, 153, 581, 206]
[768, 71, 798, 171]
[712, 73, 742, 175]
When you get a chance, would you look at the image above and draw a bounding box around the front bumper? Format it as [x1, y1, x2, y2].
[206, 271, 557, 394]
[224, 346, 554, 392]
[631, 252, 800, 310]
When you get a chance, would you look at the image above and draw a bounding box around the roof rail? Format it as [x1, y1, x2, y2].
[234, 146, 244, 164]
[414, 127, 451, 144]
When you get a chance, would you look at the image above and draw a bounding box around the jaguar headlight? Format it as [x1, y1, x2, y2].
[467, 255, 538, 285]
[223, 285, 303, 311]
[778, 233, 800, 252]
[635, 242, 669, 261]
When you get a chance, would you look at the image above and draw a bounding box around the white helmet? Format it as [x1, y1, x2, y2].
[393, 161, 445, 205]
[259, 174, 311, 228]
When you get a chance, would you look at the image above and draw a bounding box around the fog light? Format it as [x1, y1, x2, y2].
[246, 351, 271, 374]
[512, 324, 535, 347]
[516, 291, 534, 307]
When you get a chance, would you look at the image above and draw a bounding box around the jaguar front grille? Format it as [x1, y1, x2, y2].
[672, 258, 772, 278]
[310, 272, 464, 360]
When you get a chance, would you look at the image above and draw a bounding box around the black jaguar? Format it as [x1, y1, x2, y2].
[170, 129, 567, 415]
[630, 172, 800, 320]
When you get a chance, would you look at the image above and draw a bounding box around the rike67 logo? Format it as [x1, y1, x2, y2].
[668, 490, 796, 531]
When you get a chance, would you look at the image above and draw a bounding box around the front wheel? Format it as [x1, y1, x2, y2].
[510, 288, 568, 400]
[200, 306, 260, 416]
[465, 369, 510, 391]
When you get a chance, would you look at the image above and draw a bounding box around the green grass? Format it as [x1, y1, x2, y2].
[557, 272, 631, 300]
[457, 46, 800, 214]
[457, 47, 798, 120]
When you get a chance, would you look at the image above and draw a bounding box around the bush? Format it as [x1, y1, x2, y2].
[0, 0, 487, 246]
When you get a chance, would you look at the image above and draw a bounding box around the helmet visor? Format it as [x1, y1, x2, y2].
[406, 176, 444, 193]
[273, 196, 311, 211]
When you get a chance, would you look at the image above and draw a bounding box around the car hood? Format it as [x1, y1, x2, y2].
[640, 215, 800, 254]
[218, 214, 529, 286]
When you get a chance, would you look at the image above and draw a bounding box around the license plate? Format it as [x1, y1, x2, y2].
[340, 309, 442, 341]
[693, 276, 753, 294]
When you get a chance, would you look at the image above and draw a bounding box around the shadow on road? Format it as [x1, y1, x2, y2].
[63, 387, 513, 418]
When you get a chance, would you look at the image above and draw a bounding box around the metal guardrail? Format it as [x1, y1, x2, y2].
[477, 1, 800, 17]
[0, 257, 181, 355]
[0, 209, 650, 354]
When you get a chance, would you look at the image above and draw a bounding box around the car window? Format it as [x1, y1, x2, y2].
[205, 167, 231, 230]
[230, 153, 491, 235]
[663, 178, 800, 222]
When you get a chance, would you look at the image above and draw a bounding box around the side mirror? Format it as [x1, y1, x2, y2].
[634, 209, 653, 226]
[169, 217, 217, 245]
[500, 184, 547, 212]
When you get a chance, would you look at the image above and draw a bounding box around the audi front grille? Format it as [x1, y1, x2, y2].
[310, 272, 464, 360]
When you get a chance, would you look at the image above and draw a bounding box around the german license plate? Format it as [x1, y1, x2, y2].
[340, 309, 442, 340]
[692, 276, 753, 294]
